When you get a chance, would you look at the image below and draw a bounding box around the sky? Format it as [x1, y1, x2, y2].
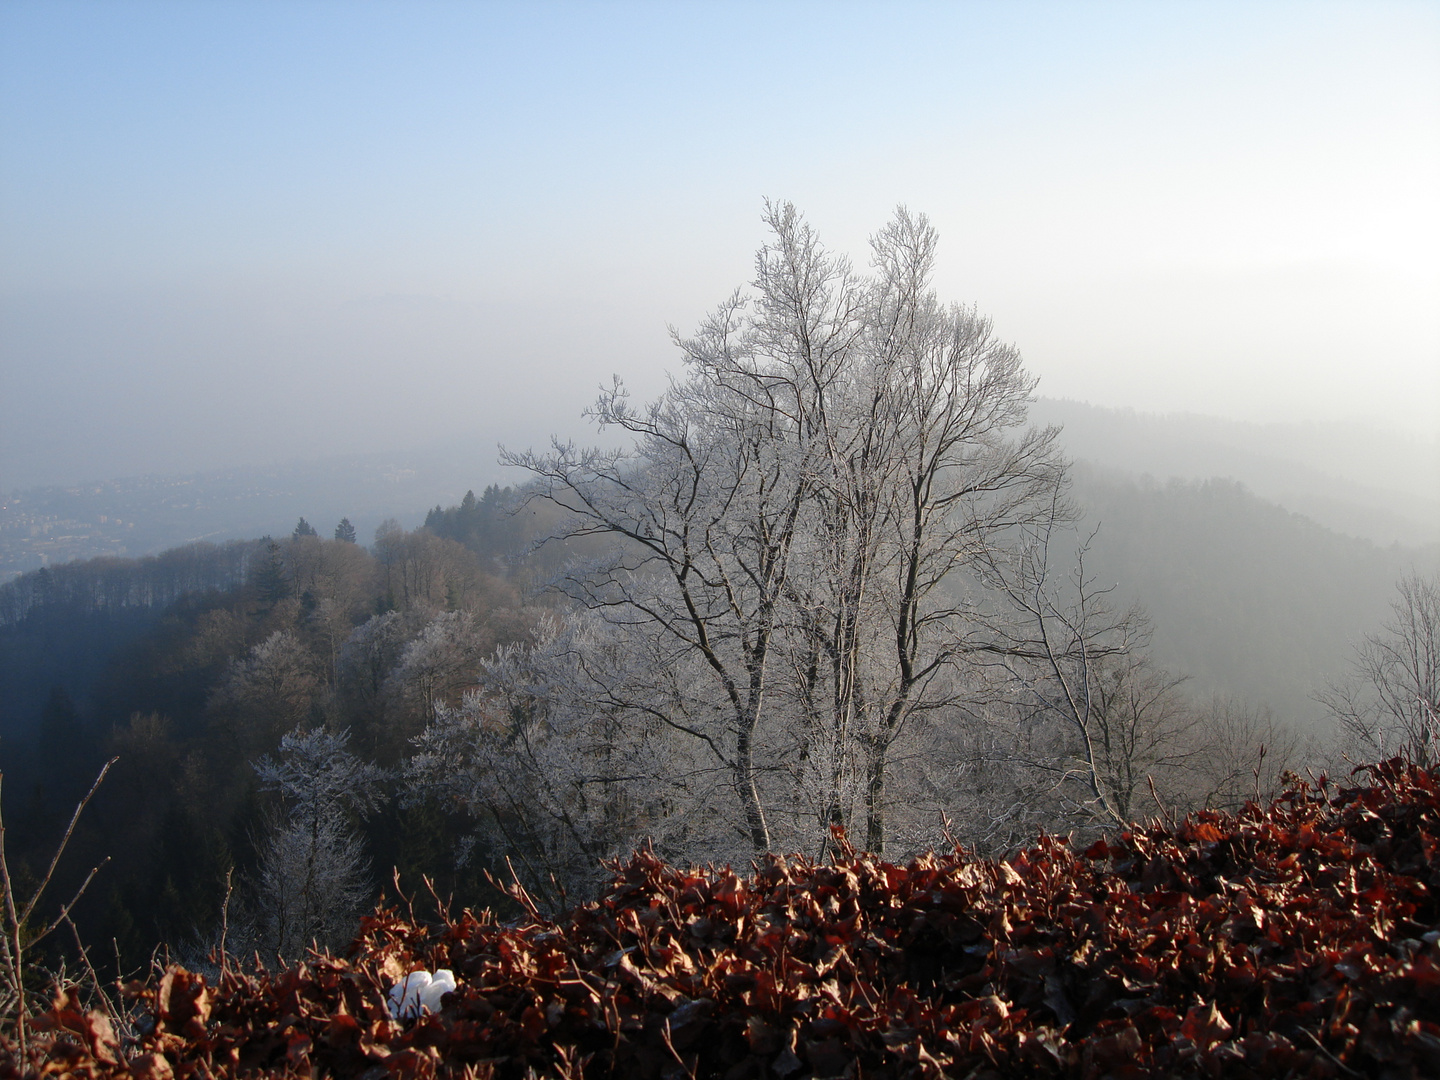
[2, 0, 1438, 490]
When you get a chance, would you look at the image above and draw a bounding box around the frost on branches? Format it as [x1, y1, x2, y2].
[486, 202, 1190, 883]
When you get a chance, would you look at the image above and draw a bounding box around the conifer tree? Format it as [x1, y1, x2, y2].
[251, 539, 290, 607]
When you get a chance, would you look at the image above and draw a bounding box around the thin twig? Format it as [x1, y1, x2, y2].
[218, 866, 234, 977]
[660, 1016, 699, 1080]
[1147, 775, 1176, 829]
[1251, 744, 1268, 805]
[65, 915, 128, 1065]
[1300, 1028, 1363, 1078]
[1, 762, 116, 1053]
[20, 758, 117, 928]
[0, 771, 29, 1056]
[30, 857, 112, 950]
[939, 810, 961, 854]
[503, 856, 543, 922]
[422, 874, 452, 924]
[392, 866, 418, 925]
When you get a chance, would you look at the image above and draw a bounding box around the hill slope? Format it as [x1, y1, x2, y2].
[1032, 397, 1440, 548]
[1070, 465, 1440, 731]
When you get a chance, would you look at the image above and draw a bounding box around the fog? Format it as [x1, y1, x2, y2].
[9, 4, 1440, 991]
[3, 1, 1438, 491]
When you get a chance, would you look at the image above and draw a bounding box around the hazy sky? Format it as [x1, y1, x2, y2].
[2, 1, 1437, 489]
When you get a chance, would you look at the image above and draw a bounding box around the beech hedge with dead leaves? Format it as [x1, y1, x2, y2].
[10, 759, 1440, 1079]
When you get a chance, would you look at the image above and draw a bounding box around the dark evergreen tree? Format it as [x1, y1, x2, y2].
[293, 517, 318, 539]
[38, 684, 87, 808]
[34, 565, 56, 606]
[423, 485, 520, 560]
[457, 489, 479, 533]
[334, 517, 357, 544]
[250, 538, 290, 607]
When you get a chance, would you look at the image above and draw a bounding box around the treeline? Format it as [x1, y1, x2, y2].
[1, 474, 1431, 987]
[0, 539, 263, 625]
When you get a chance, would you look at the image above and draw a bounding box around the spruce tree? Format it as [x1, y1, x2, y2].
[251, 538, 290, 607]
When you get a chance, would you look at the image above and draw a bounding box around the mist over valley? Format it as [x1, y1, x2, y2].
[3, 5, 1438, 1072]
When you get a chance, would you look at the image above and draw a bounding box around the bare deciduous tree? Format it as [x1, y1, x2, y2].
[1319, 572, 1440, 764]
[1182, 698, 1300, 812]
[402, 204, 1240, 883]
[249, 728, 386, 959]
[499, 203, 1071, 858]
[825, 210, 1065, 851]
[503, 204, 869, 853]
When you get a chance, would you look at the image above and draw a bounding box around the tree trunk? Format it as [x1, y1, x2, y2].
[735, 723, 770, 851]
[864, 736, 886, 854]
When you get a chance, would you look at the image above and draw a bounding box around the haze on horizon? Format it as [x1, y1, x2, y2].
[2, 0, 1437, 492]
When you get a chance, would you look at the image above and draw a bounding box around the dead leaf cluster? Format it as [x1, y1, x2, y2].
[7, 759, 1440, 1078]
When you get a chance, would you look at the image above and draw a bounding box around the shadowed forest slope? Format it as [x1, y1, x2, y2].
[1069, 464, 1440, 732]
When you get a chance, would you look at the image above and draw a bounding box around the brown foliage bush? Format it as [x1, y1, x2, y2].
[9, 759, 1440, 1078]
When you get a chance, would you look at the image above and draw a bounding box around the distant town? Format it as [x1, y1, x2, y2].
[0, 454, 481, 583]
[0, 475, 213, 581]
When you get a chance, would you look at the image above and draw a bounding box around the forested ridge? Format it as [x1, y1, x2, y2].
[3, 207, 1437, 1076]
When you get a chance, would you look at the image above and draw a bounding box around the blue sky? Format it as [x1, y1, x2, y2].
[2, 1, 1437, 487]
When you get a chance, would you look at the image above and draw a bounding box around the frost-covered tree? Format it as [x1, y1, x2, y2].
[250, 727, 386, 959]
[805, 208, 1065, 851]
[212, 629, 321, 750]
[406, 620, 694, 907]
[339, 612, 410, 705]
[1320, 573, 1440, 764]
[384, 610, 487, 727]
[501, 203, 1071, 858]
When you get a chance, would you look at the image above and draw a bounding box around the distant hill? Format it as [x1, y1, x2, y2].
[1024, 399, 1440, 731]
[9, 400, 1432, 584]
[6, 404, 1438, 737]
[1031, 398, 1440, 547]
[1069, 463, 1439, 733]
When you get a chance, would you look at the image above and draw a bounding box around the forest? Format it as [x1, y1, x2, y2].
[1, 208, 1437, 1051]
